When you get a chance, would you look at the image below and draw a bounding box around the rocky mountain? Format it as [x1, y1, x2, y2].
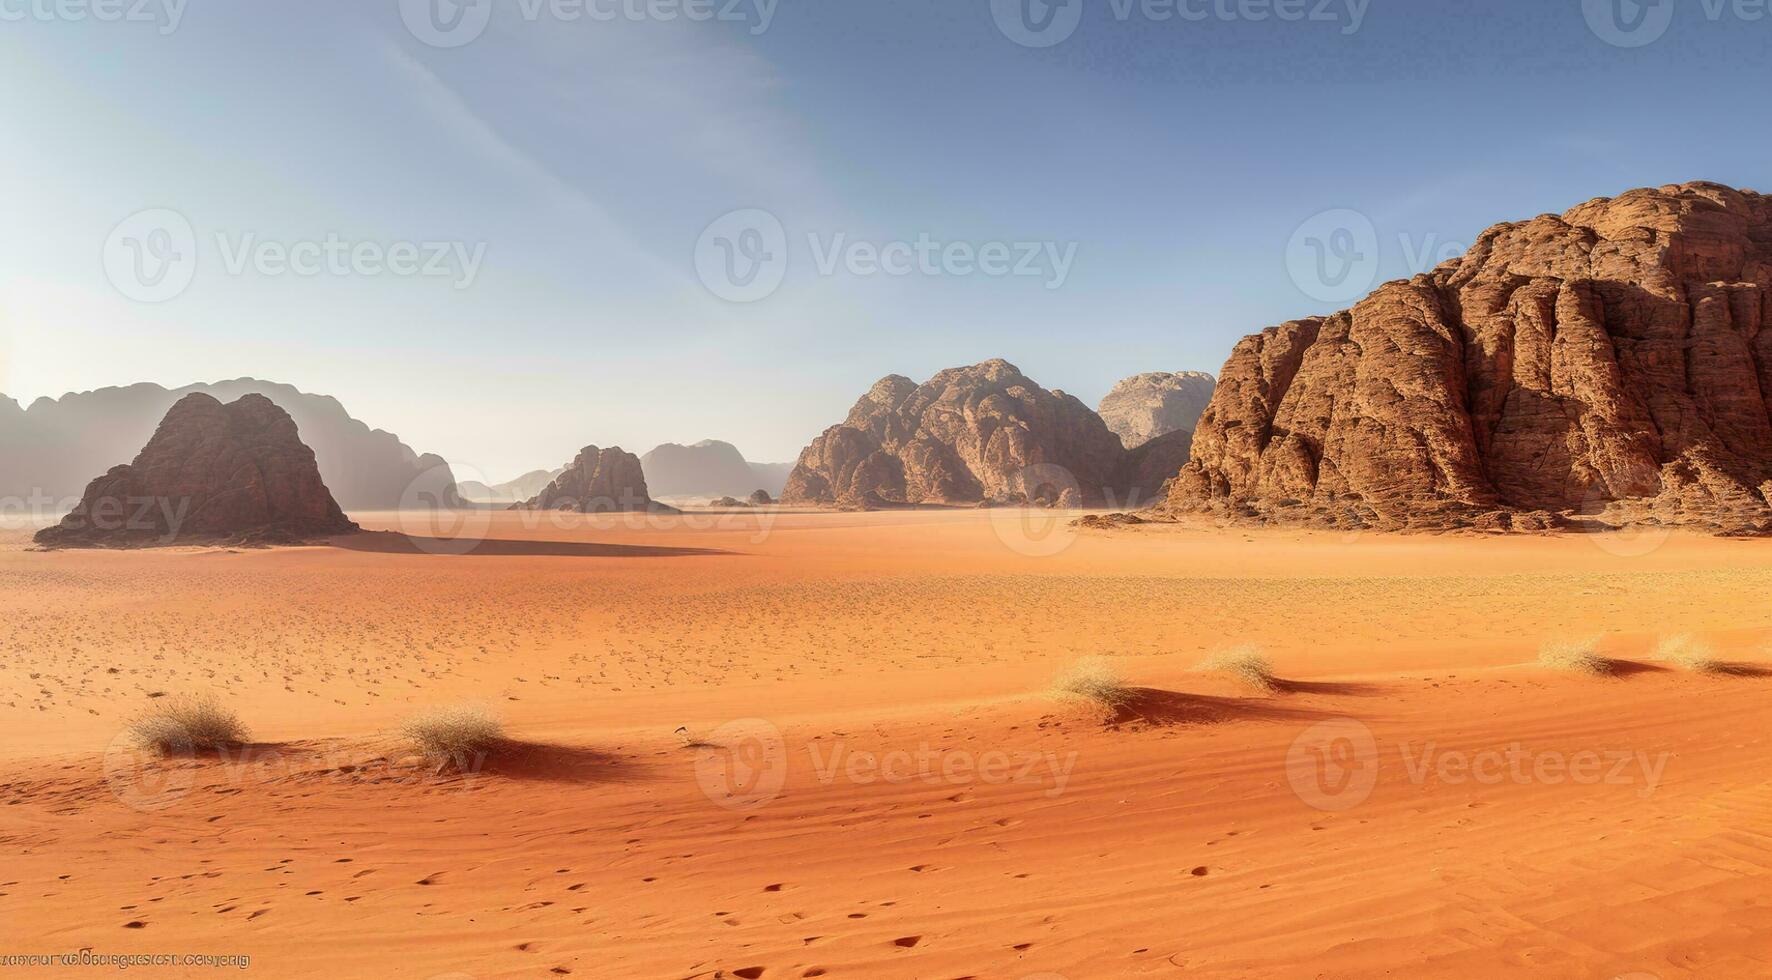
[1098, 371, 1216, 449]
[511, 445, 676, 513]
[457, 468, 564, 504]
[782, 359, 1132, 508]
[641, 440, 774, 499]
[0, 379, 459, 512]
[1169, 181, 1772, 533]
[35, 393, 359, 548]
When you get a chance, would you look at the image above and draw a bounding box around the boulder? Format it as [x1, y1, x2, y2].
[34, 393, 359, 548]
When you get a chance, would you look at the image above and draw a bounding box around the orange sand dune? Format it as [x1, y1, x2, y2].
[2, 511, 1770, 978]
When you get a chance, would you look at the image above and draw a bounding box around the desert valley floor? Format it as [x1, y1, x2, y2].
[2, 509, 1770, 979]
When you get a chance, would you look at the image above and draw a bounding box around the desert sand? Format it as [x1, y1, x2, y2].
[2, 509, 1770, 979]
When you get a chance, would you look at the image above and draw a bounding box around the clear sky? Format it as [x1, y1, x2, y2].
[2, 0, 1768, 481]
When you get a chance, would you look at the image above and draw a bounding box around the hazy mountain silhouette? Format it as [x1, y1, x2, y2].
[0, 379, 459, 512]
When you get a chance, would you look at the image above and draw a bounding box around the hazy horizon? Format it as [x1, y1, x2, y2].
[5, 1, 1768, 478]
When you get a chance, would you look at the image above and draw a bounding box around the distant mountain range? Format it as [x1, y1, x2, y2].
[640, 440, 791, 500]
[460, 440, 792, 503]
[456, 468, 564, 504]
[0, 379, 459, 511]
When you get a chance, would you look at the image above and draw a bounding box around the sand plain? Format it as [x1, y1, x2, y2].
[2, 509, 1770, 979]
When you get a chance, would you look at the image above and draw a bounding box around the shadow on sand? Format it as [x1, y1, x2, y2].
[329, 530, 729, 559]
[1270, 678, 1386, 696]
[1108, 688, 1336, 728]
[1592, 658, 1670, 679]
[1711, 661, 1772, 677]
[453, 739, 646, 785]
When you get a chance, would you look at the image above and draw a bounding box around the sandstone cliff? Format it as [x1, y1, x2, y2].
[1099, 371, 1216, 449]
[1168, 182, 1772, 533]
[782, 360, 1129, 508]
[35, 393, 359, 547]
[511, 446, 677, 513]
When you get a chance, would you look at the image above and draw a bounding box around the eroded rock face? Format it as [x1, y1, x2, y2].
[782, 359, 1128, 508]
[1098, 372, 1216, 449]
[511, 446, 676, 513]
[1168, 181, 1772, 532]
[34, 393, 359, 548]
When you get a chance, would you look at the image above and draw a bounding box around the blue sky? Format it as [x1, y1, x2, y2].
[2, 0, 1768, 480]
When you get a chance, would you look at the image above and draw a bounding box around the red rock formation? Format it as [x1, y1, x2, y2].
[34, 393, 359, 548]
[1098, 371, 1216, 449]
[782, 360, 1129, 508]
[1169, 182, 1772, 532]
[511, 445, 676, 513]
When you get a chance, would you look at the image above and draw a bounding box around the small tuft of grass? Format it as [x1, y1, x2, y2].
[1654, 634, 1722, 673]
[1052, 657, 1136, 710]
[128, 694, 248, 755]
[1197, 645, 1277, 692]
[402, 704, 505, 769]
[1538, 637, 1613, 676]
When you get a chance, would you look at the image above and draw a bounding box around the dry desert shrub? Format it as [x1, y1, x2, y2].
[1537, 637, 1613, 676]
[1197, 645, 1277, 692]
[402, 704, 505, 767]
[1654, 634, 1722, 673]
[1052, 656, 1136, 710]
[128, 693, 249, 755]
